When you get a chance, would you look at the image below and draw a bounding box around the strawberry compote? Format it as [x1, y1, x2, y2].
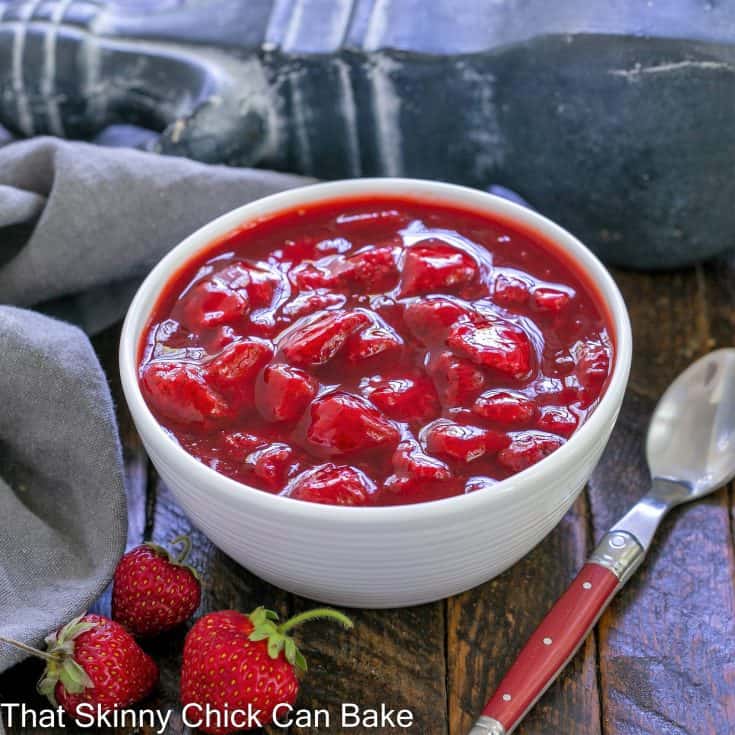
[139, 196, 613, 506]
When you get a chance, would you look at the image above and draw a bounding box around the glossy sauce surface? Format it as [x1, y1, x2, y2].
[139, 196, 613, 506]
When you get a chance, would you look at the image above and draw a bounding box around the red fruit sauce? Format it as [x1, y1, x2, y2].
[139, 196, 614, 506]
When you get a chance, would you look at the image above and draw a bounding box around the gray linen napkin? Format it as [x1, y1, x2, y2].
[0, 137, 308, 672]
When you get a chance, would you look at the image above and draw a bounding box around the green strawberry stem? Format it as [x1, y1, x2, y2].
[0, 635, 58, 663]
[170, 534, 193, 565]
[248, 606, 353, 674]
[278, 608, 353, 635]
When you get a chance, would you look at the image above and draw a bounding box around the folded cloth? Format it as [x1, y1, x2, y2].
[0, 137, 309, 672]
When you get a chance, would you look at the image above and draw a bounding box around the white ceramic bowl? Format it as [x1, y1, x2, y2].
[120, 179, 632, 608]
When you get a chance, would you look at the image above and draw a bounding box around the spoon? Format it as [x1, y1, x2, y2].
[469, 348, 735, 735]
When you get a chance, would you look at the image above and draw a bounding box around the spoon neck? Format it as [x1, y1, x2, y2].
[610, 480, 680, 552]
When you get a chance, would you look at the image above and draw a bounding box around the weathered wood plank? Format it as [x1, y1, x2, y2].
[447, 493, 601, 735]
[703, 251, 735, 583]
[589, 268, 735, 735]
[289, 598, 447, 735]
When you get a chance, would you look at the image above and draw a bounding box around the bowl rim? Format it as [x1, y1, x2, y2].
[120, 177, 632, 524]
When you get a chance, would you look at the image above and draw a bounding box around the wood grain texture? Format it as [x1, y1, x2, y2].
[588, 268, 735, 735]
[447, 493, 601, 735]
[290, 599, 447, 735]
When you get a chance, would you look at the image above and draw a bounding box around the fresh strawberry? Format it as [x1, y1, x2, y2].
[281, 309, 370, 367]
[0, 615, 158, 719]
[287, 463, 377, 505]
[447, 318, 532, 378]
[473, 389, 538, 424]
[181, 607, 353, 734]
[112, 537, 201, 637]
[140, 361, 231, 428]
[306, 391, 400, 455]
[257, 363, 318, 422]
[400, 240, 478, 296]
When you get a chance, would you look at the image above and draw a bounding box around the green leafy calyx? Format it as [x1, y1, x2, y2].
[247, 606, 353, 674]
[36, 615, 97, 705]
[144, 535, 200, 581]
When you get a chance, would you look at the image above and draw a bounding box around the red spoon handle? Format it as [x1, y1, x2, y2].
[481, 563, 617, 729]
[470, 531, 645, 735]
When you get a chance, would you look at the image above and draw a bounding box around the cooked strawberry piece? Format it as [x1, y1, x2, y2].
[181, 430, 266, 466]
[289, 261, 341, 291]
[282, 290, 346, 319]
[403, 296, 472, 343]
[392, 440, 451, 480]
[176, 278, 250, 331]
[423, 420, 509, 463]
[306, 391, 400, 455]
[343, 245, 400, 292]
[493, 273, 531, 307]
[575, 340, 611, 407]
[281, 309, 370, 367]
[400, 240, 478, 296]
[576, 341, 611, 390]
[497, 431, 565, 472]
[345, 315, 403, 361]
[447, 319, 532, 377]
[533, 287, 572, 313]
[287, 463, 376, 505]
[221, 431, 266, 458]
[213, 261, 253, 290]
[473, 389, 537, 424]
[247, 443, 300, 489]
[537, 405, 578, 437]
[202, 325, 238, 353]
[363, 375, 440, 423]
[206, 338, 273, 409]
[257, 363, 318, 422]
[431, 351, 486, 405]
[245, 263, 283, 308]
[140, 361, 231, 427]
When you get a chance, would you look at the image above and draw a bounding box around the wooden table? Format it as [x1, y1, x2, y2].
[2, 259, 735, 735]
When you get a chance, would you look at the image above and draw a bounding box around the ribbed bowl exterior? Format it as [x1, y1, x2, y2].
[139, 424, 613, 607]
[120, 179, 632, 609]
